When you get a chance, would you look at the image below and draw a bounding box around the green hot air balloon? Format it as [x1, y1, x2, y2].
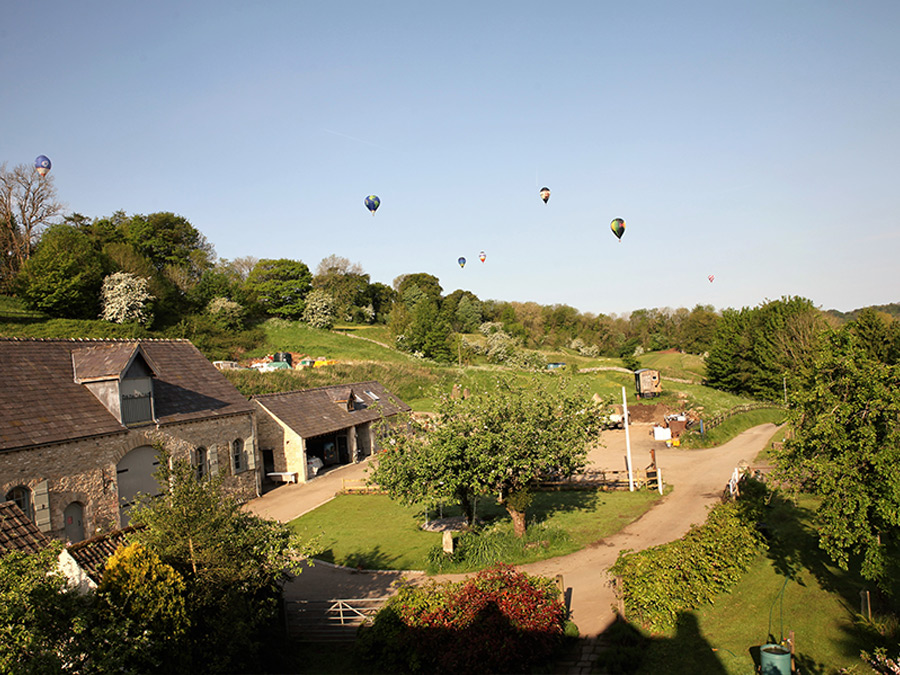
[610, 218, 626, 241]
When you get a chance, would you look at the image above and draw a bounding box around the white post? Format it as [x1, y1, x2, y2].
[623, 386, 634, 492]
[657, 466, 663, 495]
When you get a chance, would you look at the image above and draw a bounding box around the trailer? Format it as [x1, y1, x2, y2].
[634, 368, 662, 398]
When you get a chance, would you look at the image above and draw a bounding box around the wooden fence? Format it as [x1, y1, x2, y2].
[685, 402, 784, 434]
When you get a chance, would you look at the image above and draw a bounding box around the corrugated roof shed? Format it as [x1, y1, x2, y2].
[253, 381, 410, 439]
[0, 501, 51, 554]
[0, 338, 254, 452]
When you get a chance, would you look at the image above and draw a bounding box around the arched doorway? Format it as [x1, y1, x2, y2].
[64, 502, 85, 543]
[116, 445, 161, 526]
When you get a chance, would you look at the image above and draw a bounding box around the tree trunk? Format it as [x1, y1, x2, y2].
[506, 506, 527, 538]
[458, 489, 475, 526]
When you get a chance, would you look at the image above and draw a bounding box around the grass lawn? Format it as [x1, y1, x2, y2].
[289, 489, 662, 572]
[609, 494, 879, 674]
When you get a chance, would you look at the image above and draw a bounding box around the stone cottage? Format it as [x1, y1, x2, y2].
[0, 338, 259, 543]
[252, 381, 410, 484]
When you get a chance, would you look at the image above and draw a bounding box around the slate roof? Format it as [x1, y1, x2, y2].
[66, 527, 135, 583]
[253, 381, 410, 439]
[0, 501, 51, 554]
[0, 338, 254, 452]
[72, 342, 157, 382]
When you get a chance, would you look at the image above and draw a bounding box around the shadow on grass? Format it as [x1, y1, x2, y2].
[595, 614, 727, 674]
[318, 544, 402, 570]
[420, 489, 604, 530]
[762, 493, 862, 609]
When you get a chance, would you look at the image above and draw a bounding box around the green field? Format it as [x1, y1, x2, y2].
[289, 489, 662, 572]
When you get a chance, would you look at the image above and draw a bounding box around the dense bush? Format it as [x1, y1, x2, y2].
[610, 474, 768, 631]
[356, 564, 566, 674]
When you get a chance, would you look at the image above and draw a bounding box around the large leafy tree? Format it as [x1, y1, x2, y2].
[706, 296, 826, 399]
[312, 254, 370, 321]
[773, 329, 900, 587]
[244, 258, 313, 319]
[130, 454, 315, 673]
[373, 377, 602, 536]
[16, 224, 106, 318]
[0, 544, 89, 673]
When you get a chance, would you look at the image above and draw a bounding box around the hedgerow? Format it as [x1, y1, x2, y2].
[356, 563, 566, 673]
[610, 474, 769, 632]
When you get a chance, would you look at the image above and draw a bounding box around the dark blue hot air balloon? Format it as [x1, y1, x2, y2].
[34, 155, 51, 177]
[364, 195, 380, 215]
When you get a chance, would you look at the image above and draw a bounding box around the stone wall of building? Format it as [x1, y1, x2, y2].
[0, 411, 257, 542]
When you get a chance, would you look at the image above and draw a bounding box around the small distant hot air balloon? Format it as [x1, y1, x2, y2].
[708, 274, 715, 283]
[34, 155, 51, 177]
[479, 251, 486, 263]
[539, 187, 551, 204]
[458, 257, 466, 268]
[364, 195, 380, 215]
[610, 218, 626, 241]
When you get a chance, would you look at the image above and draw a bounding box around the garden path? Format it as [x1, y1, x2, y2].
[246, 423, 778, 636]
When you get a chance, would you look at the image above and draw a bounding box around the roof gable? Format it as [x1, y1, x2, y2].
[0, 501, 51, 554]
[253, 381, 410, 439]
[72, 343, 156, 383]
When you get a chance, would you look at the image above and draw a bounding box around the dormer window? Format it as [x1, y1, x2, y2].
[73, 343, 156, 426]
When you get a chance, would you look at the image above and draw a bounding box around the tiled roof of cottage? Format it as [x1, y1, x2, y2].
[72, 342, 157, 382]
[66, 527, 135, 584]
[253, 381, 410, 439]
[0, 501, 51, 554]
[0, 338, 254, 452]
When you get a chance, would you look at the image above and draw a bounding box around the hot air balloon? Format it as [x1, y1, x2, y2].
[610, 218, 626, 241]
[458, 257, 466, 268]
[364, 195, 380, 215]
[34, 155, 51, 177]
[479, 251, 486, 263]
[708, 274, 715, 283]
[539, 187, 551, 204]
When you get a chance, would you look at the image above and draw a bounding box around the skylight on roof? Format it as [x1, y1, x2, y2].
[364, 390, 380, 401]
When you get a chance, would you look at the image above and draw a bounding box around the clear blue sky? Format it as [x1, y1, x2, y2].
[4, 1, 898, 316]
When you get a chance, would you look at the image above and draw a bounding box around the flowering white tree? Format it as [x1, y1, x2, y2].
[302, 289, 336, 329]
[100, 272, 154, 325]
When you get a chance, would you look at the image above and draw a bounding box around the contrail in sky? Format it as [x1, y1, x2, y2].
[322, 128, 394, 152]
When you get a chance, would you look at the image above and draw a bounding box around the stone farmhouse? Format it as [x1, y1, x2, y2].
[0, 338, 259, 544]
[252, 381, 411, 484]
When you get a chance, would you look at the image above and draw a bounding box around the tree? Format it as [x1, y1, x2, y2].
[0, 544, 89, 673]
[0, 162, 64, 291]
[16, 224, 106, 319]
[312, 254, 369, 321]
[91, 542, 189, 673]
[100, 272, 154, 324]
[773, 329, 900, 588]
[302, 289, 337, 329]
[244, 258, 313, 319]
[119, 212, 214, 276]
[130, 454, 315, 673]
[394, 272, 442, 307]
[373, 377, 602, 536]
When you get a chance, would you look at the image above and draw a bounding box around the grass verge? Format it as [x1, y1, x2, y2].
[288, 489, 662, 572]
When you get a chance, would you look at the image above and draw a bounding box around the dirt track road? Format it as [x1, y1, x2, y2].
[522, 422, 777, 635]
[277, 423, 778, 636]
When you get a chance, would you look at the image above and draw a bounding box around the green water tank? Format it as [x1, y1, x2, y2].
[760, 643, 791, 675]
